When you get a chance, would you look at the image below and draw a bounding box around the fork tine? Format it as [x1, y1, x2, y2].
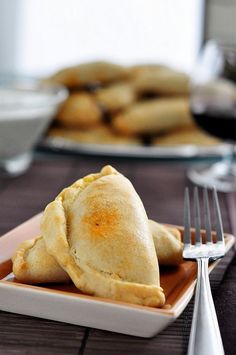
[194, 187, 201, 243]
[213, 188, 224, 243]
[183, 187, 191, 244]
[203, 188, 212, 243]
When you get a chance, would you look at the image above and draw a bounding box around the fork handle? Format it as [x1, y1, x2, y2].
[187, 258, 225, 355]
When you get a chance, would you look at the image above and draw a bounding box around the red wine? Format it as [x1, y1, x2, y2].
[191, 103, 236, 141]
[191, 81, 236, 141]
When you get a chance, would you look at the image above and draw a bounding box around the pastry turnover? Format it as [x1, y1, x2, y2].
[113, 98, 193, 135]
[48, 126, 141, 146]
[129, 64, 172, 79]
[133, 68, 190, 96]
[95, 82, 136, 113]
[149, 221, 183, 266]
[40, 165, 165, 307]
[49, 61, 129, 88]
[153, 126, 221, 146]
[12, 221, 182, 284]
[12, 236, 70, 284]
[56, 93, 102, 128]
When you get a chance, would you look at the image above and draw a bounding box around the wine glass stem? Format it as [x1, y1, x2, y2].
[223, 145, 235, 175]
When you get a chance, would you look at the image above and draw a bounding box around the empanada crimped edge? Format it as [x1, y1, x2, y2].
[41, 166, 165, 307]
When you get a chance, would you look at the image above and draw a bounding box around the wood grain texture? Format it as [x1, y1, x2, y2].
[0, 155, 235, 355]
[0, 312, 85, 355]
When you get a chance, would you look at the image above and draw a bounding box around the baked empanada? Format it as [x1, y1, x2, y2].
[12, 221, 182, 285]
[95, 82, 136, 112]
[149, 221, 183, 266]
[41, 165, 165, 307]
[153, 126, 220, 146]
[48, 126, 141, 146]
[56, 93, 102, 128]
[49, 61, 129, 88]
[12, 236, 70, 284]
[113, 98, 193, 135]
[129, 64, 171, 79]
[133, 69, 190, 96]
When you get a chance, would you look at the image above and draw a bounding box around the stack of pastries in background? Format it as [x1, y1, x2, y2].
[47, 61, 220, 147]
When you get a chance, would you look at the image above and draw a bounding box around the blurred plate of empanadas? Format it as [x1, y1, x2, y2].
[40, 60, 227, 158]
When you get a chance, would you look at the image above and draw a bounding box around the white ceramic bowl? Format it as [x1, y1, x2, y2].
[0, 76, 68, 176]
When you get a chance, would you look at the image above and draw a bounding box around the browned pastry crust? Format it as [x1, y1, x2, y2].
[41, 165, 165, 307]
[95, 82, 136, 112]
[56, 92, 102, 128]
[134, 73, 190, 96]
[49, 61, 129, 88]
[130, 65, 190, 96]
[149, 221, 183, 265]
[113, 98, 193, 135]
[12, 236, 70, 284]
[11, 221, 183, 285]
[153, 126, 221, 146]
[129, 64, 171, 78]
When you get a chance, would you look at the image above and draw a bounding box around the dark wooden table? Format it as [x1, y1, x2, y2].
[0, 155, 236, 355]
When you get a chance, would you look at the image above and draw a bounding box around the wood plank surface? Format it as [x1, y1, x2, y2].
[0, 156, 235, 355]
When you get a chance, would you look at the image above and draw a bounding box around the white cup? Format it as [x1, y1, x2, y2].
[0, 77, 68, 176]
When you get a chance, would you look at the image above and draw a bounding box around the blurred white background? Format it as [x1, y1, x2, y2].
[1, 0, 204, 76]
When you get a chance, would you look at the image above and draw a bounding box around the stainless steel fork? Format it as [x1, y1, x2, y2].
[183, 187, 225, 355]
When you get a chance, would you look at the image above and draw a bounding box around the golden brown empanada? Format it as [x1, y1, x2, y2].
[129, 64, 171, 78]
[113, 98, 193, 135]
[12, 221, 182, 285]
[133, 69, 190, 96]
[95, 82, 136, 112]
[153, 126, 221, 146]
[48, 126, 141, 146]
[49, 61, 129, 88]
[56, 93, 102, 128]
[12, 236, 70, 284]
[41, 165, 165, 307]
[149, 221, 183, 265]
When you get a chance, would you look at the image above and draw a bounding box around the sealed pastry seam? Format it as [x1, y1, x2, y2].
[12, 235, 70, 284]
[41, 165, 165, 307]
[12, 238, 38, 275]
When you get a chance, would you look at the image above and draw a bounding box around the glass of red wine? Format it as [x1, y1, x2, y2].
[188, 40, 236, 192]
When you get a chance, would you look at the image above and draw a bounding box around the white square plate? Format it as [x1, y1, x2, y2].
[0, 214, 234, 338]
